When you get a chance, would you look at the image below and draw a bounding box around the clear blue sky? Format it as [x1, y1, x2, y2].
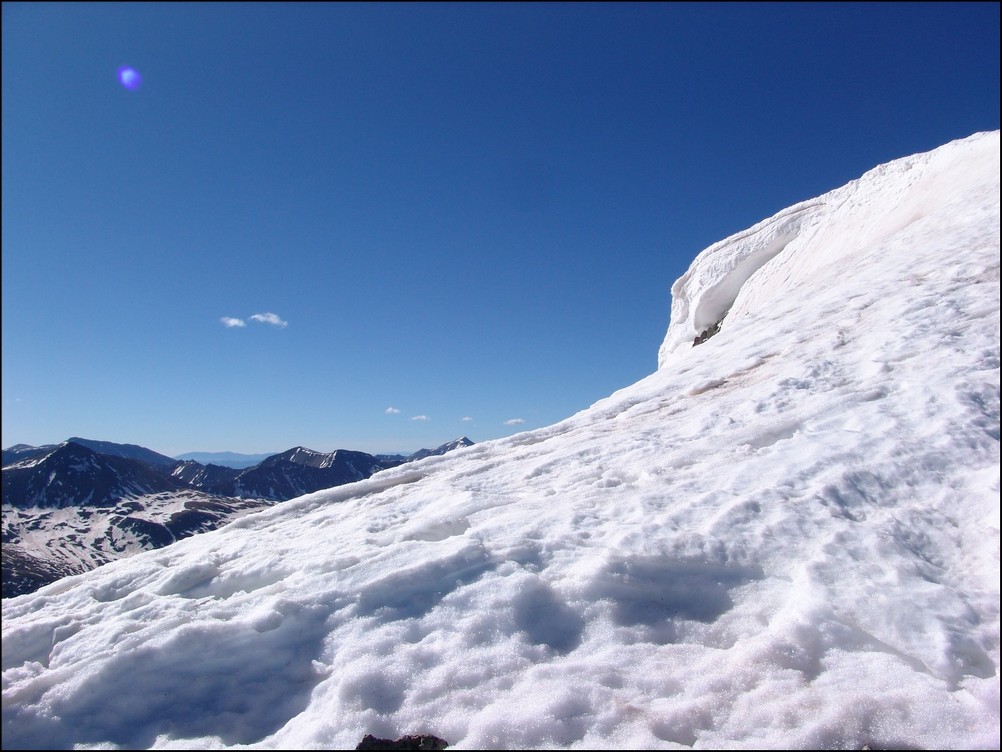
[3, 2, 999, 457]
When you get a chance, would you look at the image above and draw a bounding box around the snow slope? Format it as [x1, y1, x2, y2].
[2, 131, 999, 750]
[659, 129, 1000, 367]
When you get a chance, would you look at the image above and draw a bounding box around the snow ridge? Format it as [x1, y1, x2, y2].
[659, 130, 1001, 367]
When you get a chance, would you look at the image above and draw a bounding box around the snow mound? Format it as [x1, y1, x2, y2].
[659, 130, 1001, 366]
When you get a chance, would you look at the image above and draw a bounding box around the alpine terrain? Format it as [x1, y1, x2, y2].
[2, 439, 475, 598]
[2, 131, 998, 750]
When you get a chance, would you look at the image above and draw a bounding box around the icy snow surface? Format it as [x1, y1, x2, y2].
[2, 131, 999, 750]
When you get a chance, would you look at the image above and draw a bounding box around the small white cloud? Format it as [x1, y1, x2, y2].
[461, 416, 474, 422]
[220, 317, 246, 328]
[505, 418, 526, 425]
[385, 407, 401, 415]
[249, 312, 288, 328]
[411, 415, 430, 421]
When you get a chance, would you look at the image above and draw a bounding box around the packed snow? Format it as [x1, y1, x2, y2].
[2, 131, 999, 750]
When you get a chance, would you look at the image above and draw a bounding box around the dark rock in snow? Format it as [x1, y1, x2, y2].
[693, 317, 724, 345]
[356, 734, 449, 750]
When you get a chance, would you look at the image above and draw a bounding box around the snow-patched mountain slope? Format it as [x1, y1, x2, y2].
[2, 492, 273, 598]
[1, 132, 998, 750]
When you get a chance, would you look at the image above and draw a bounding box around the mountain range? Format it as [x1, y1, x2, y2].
[2, 436, 474, 597]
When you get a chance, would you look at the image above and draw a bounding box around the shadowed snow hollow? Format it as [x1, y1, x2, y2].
[2, 131, 999, 750]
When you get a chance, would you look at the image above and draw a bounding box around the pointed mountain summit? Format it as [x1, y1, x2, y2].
[3, 132, 998, 750]
[226, 447, 387, 500]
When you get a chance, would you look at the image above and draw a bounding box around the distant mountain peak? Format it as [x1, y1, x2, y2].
[407, 436, 476, 462]
[61, 437, 178, 469]
[4, 443, 38, 452]
[3, 440, 181, 509]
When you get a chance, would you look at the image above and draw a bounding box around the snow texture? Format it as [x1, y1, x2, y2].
[2, 131, 999, 750]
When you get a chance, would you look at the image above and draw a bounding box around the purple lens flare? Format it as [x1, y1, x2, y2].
[117, 66, 142, 90]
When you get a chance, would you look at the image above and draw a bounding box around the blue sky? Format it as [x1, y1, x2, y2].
[2, 2, 999, 457]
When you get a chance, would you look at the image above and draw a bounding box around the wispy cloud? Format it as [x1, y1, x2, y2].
[249, 312, 288, 328]
[461, 416, 474, 422]
[220, 317, 246, 328]
[411, 415, 430, 421]
[385, 407, 401, 415]
[505, 418, 525, 425]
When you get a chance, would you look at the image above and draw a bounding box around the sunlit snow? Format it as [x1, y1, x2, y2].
[2, 131, 999, 750]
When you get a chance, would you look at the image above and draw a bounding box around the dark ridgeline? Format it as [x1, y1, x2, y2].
[2, 436, 474, 598]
